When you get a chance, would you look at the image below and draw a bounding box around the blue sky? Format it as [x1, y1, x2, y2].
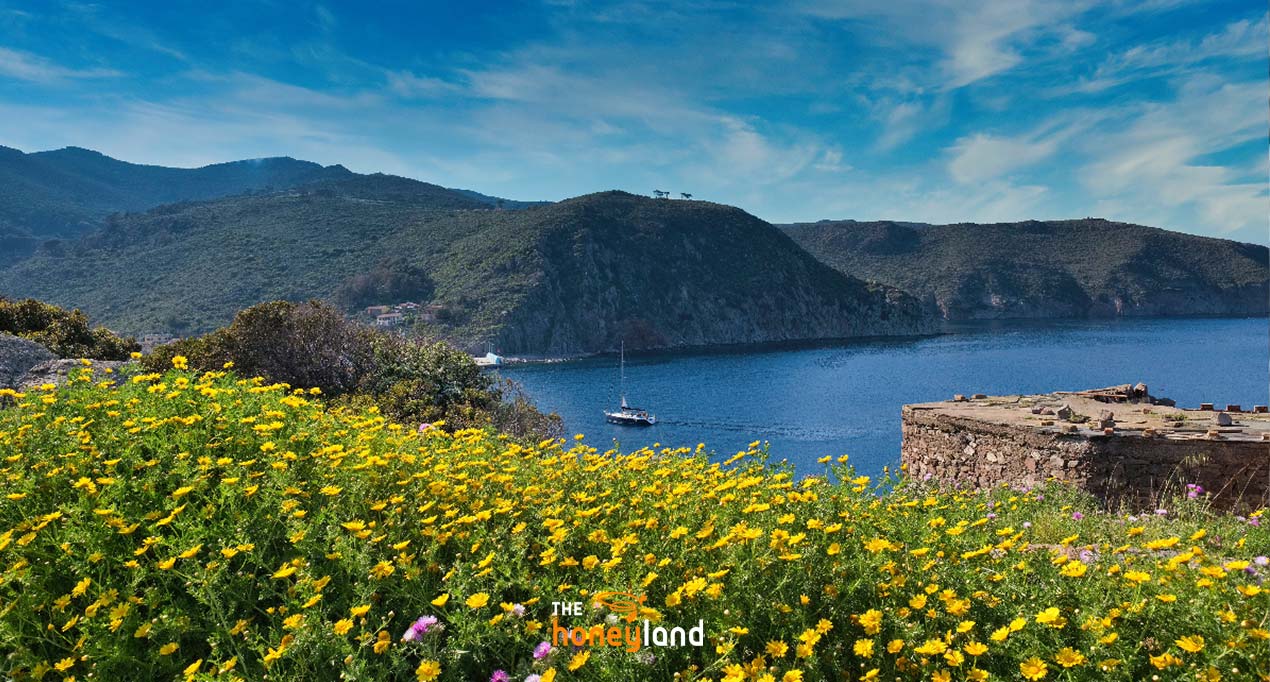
[1, 1, 1266, 244]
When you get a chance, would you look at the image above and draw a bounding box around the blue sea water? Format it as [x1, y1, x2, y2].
[500, 317, 1270, 478]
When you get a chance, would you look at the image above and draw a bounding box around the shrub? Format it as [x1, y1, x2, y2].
[0, 297, 138, 359]
[145, 300, 561, 440]
[146, 300, 372, 396]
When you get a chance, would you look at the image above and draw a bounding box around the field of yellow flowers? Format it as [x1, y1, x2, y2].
[0, 361, 1266, 681]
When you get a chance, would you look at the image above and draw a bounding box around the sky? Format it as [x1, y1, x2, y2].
[0, 0, 1266, 244]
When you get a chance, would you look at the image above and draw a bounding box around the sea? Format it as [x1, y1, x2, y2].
[500, 317, 1270, 478]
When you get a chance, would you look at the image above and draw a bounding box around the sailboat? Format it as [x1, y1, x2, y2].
[604, 341, 656, 426]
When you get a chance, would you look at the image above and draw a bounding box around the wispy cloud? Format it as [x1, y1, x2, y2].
[0, 46, 120, 83]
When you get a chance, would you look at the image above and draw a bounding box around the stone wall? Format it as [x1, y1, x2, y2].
[902, 405, 1270, 511]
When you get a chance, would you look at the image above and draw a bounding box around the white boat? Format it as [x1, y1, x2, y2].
[604, 342, 656, 426]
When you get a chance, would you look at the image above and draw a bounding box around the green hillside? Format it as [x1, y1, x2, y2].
[780, 219, 1269, 320]
[0, 146, 531, 265]
[0, 186, 934, 354]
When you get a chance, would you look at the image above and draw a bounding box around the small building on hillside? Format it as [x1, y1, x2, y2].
[140, 333, 178, 353]
[396, 302, 420, 311]
[375, 312, 405, 327]
[365, 305, 391, 316]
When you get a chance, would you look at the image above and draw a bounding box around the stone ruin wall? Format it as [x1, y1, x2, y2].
[901, 406, 1270, 511]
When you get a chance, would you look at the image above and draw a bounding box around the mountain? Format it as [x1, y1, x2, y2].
[0, 145, 538, 265]
[0, 186, 935, 354]
[780, 218, 1269, 320]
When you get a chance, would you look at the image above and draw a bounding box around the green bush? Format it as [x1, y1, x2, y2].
[145, 300, 561, 440]
[146, 300, 373, 396]
[0, 297, 138, 359]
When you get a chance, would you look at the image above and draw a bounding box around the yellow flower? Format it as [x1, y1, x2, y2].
[1020, 657, 1048, 680]
[466, 592, 490, 609]
[415, 659, 441, 681]
[159, 642, 179, 656]
[964, 641, 988, 657]
[766, 640, 789, 658]
[858, 609, 883, 635]
[1054, 647, 1085, 667]
[913, 639, 948, 656]
[782, 671, 803, 682]
[1059, 561, 1087, 578]
[853, 639, 874, 657]
[333, 619, 354, 635]
[431, 594, 449, 607]
[1175, 635, 1204, 653]
[567, 651, 590, 671]
[351, 604, 372, 617]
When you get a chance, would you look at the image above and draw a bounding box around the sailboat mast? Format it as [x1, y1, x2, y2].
[619, 341, 626, 407]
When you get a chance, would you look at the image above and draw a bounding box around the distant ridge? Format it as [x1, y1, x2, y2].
[780, 218, 1269, 320]
[0, 145, 537, 263]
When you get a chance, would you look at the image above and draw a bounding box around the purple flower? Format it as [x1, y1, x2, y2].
[525, 676, 542, 682]
[533, 641, 552, 660]
[1071, 511, 1084, 521]
[490, 671, 511, 682]
[1254, 556, 1269, 567]
[418, 422, 432, 432]
[1186, 483, 1204, 499]
[1250, 517, 1261, 527]
[402, 615, 439, 642]
[1155, 508, 1168, 516]
[986, 513, 997, 520]
[511, 603, 526, 618]
[1022, 521, 1032, 529]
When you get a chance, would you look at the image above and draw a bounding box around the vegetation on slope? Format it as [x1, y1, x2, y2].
[1, 189, 933, 354]
[142, 300, 561, 440]
[0, 365, 1265, 681]
[780, 219, 1269, 320]
[0, 297, 138, 359]
[0, 146, 517, 265]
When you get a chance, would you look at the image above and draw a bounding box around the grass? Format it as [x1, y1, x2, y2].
[0, 360, 1266, 681]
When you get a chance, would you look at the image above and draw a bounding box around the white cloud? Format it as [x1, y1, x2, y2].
[1053, 14, 1267, 95]
[0, 46, 119, 83]
[947, 133, 1059, 184]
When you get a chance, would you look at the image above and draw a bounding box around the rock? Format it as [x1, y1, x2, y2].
[1215, 412, 1233, 427]
[972, 393, 987, 400]
[1038, 407, 1054, 415]
[1055, 404, 1073, 420]
[1133, 382, 1148, 398]
[1097, 409, 1115, 429]
[17, 359, 128, 391]
[0, 334, 56, 389]
[1154, 398, 1176, 407]
[953, 394, 966, 402]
